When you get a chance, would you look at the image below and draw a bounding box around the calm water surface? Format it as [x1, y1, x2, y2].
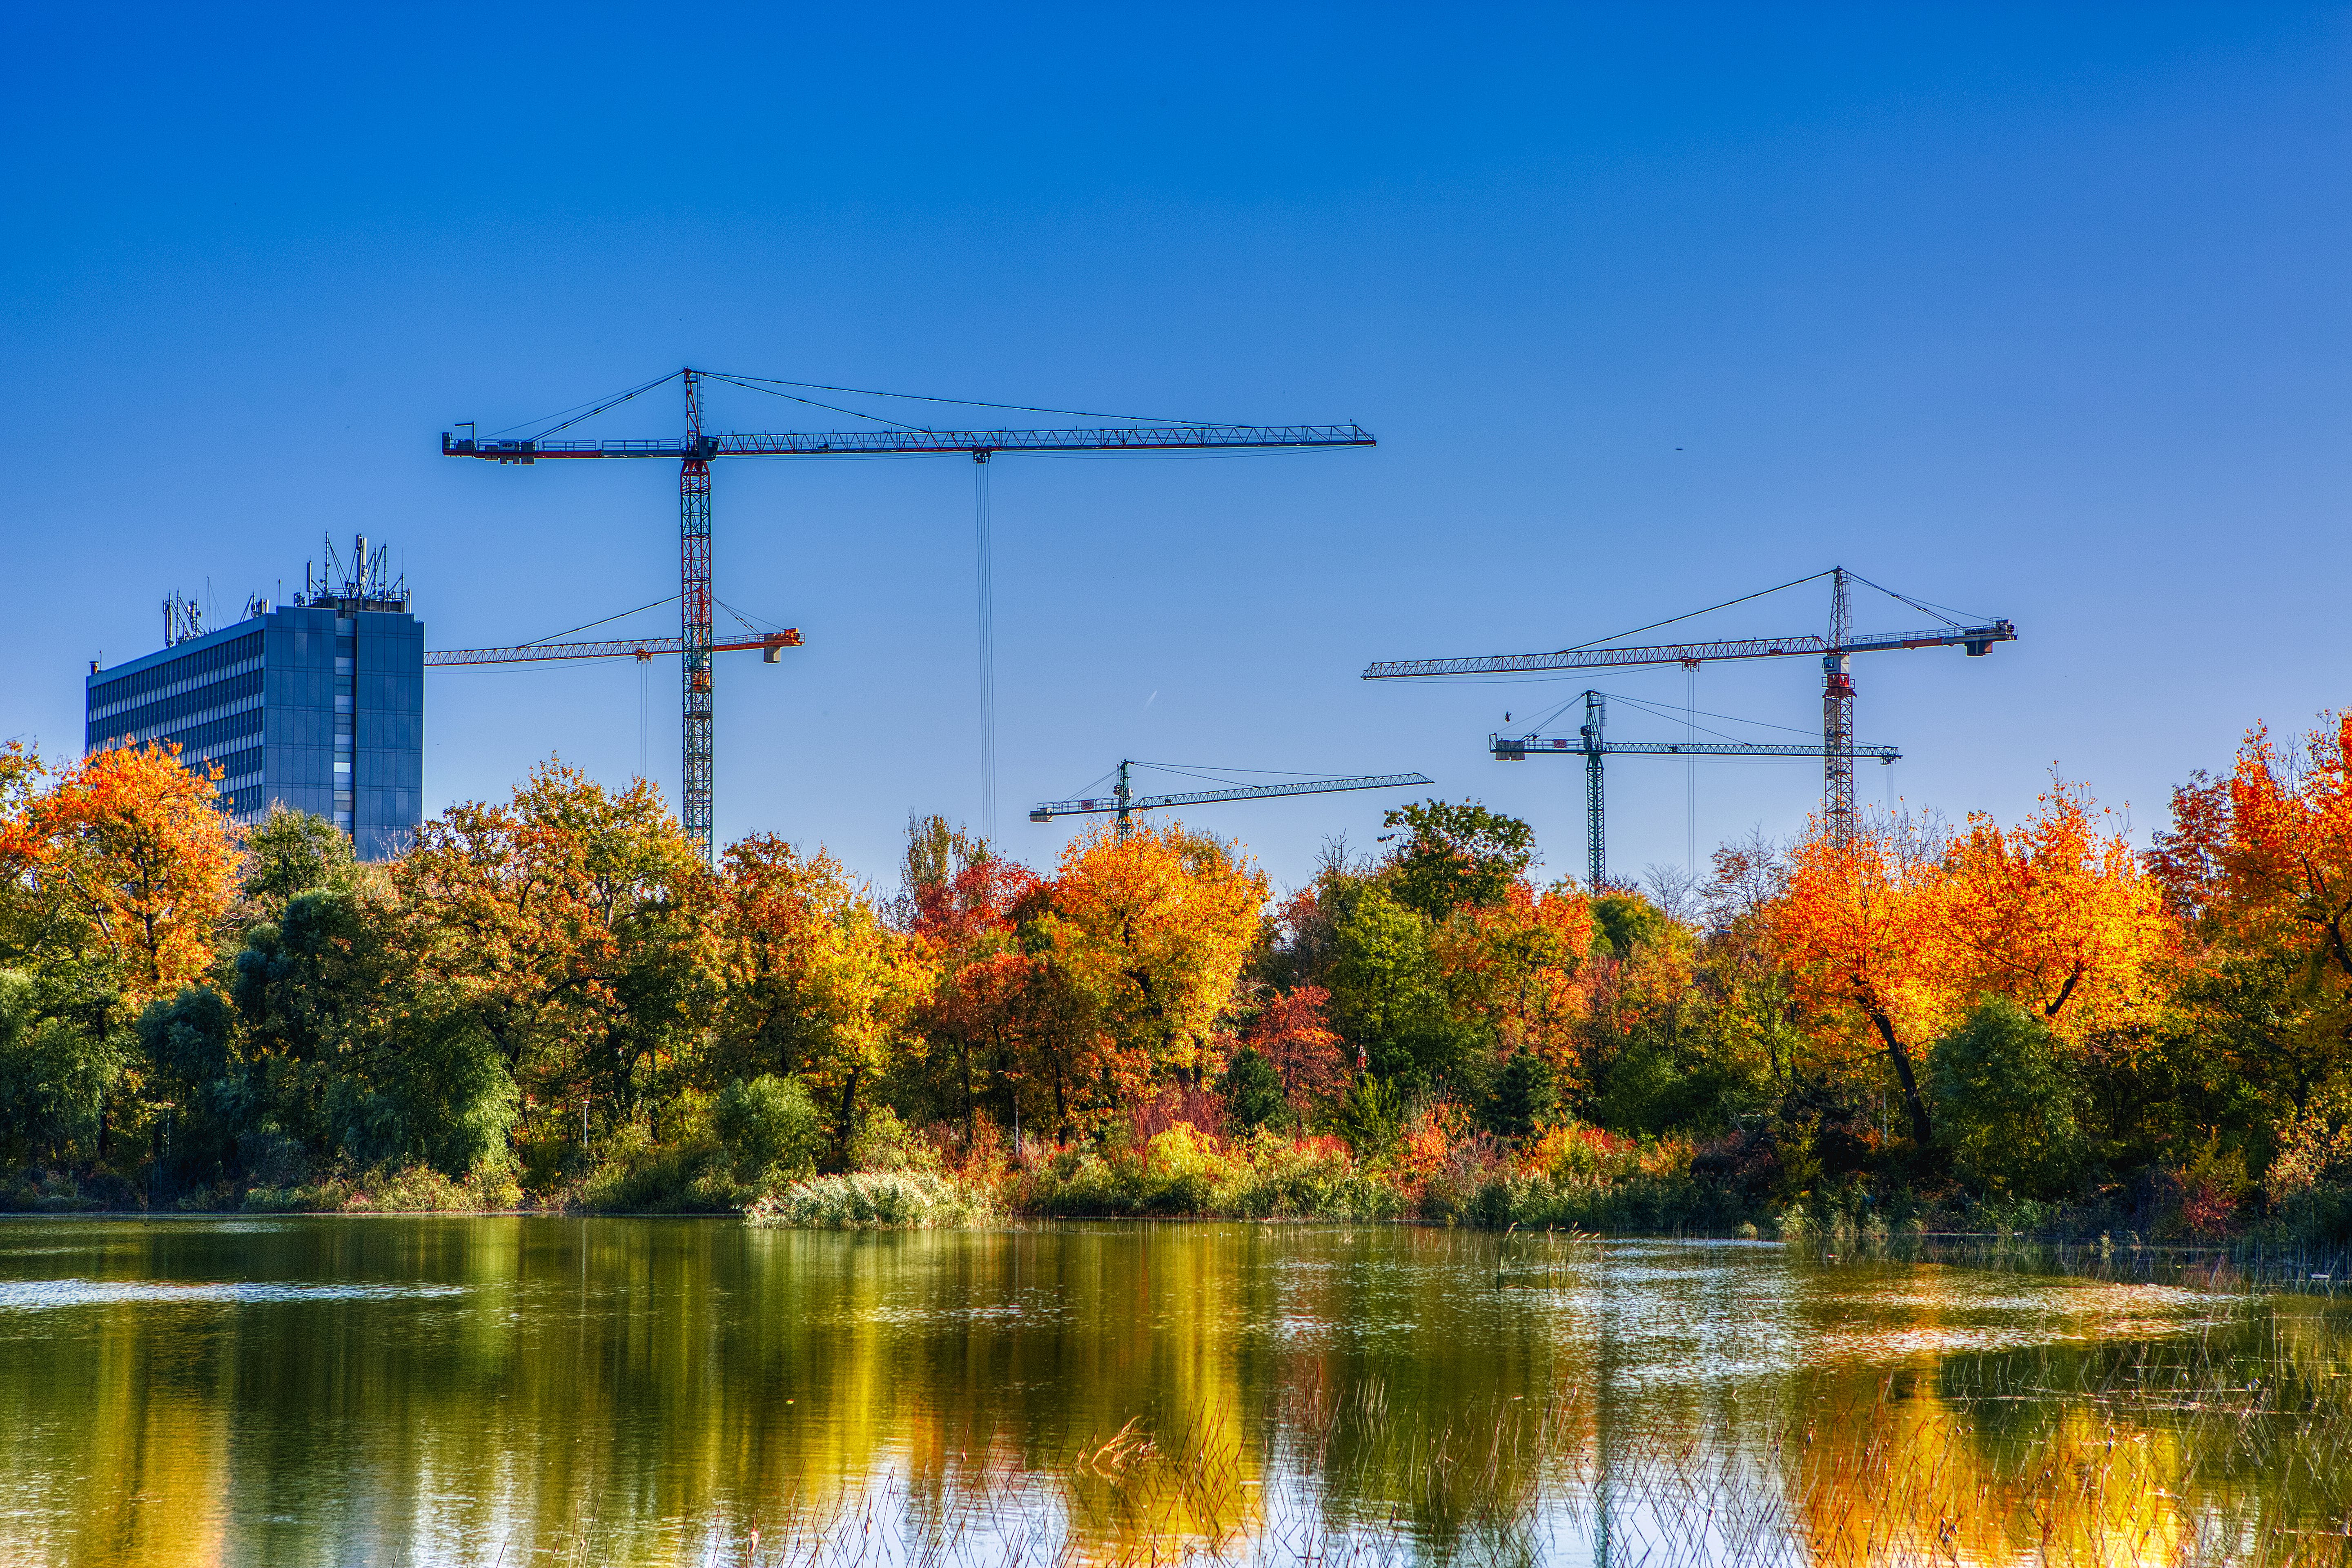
[0, 1218, 2343, 1566]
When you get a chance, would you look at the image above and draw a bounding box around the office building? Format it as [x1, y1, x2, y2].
[85, 538, 423, 859]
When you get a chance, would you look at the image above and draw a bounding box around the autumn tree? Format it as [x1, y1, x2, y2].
[1430, 878, 1594, 1072]
[1767, 823, 1943, 1145]
[390, 762, 718, 1129]
[715, 833, 925, 1137]
[1039, 822, 1267, 1094]
[5, 742, 240, 1011]
[1934, 782, 2177, 1043]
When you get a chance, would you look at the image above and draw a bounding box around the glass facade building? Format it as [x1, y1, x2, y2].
[86, 597, 424, 860]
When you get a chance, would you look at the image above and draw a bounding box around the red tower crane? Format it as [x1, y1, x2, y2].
[1364, 567, 2015, 839]
[443, 369, 1374, 860]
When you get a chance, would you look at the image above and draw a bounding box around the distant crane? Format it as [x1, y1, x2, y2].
[1366, 567, 2012, 839]
[443, 368, 1375, 859]
[1030, 760, 1433, 840]
[1493, 690, 1900, 888]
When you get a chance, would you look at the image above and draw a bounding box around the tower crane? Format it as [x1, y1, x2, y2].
[1493, 691, 1900, 888]
[1365, 568, 2012, 839]
[443, 369, 1375, 860]
[1030, 760, 1432, 840]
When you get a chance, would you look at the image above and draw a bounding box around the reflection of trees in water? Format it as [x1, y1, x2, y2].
[8, 1221, 2352, 1565]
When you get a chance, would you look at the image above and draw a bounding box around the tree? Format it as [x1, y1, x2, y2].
[391, 763, 719, 1130]
[716, 833, 924, 1138]
[241, 805, 361, 915]
[12, 742, 240, 1010]
[2213, 717, 2352, 1049]
[1324, 884, 1471, 1087]
[1040, 823, 1267, 1089]
[1768, 824, 1942, 1145]
[1431, 879, 1593, 1069]
[1935, 782, 2177, 1043]
[1231, 984, 1348, 1114]
[1380, 799, 1536, 919]
[1486, 1048, 1558, 1138]
[1216, 1047, 1285, 1133]
[1928, 998, 2086, 1200]
[0, 970, 122, 1168]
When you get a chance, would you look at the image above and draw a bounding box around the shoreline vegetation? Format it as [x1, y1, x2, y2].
[10, 713, 2352, 1271]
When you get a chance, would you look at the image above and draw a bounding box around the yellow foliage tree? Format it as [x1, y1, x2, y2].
[1040, 822, 1268, 1091]
[717, 832, 928, 1131]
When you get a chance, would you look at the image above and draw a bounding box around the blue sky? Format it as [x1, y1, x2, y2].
[4, 5, 2346, 894]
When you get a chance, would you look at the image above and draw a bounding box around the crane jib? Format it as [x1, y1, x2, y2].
[443, 425, 1376, 462]
[1362, 621, 2016, 679]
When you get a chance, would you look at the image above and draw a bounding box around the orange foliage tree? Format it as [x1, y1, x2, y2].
[390, 762, 718, 1119]
[2212, 716, 2352, 1040]
[1767, 823, 1942, 1144]
[1039, 822, 1268, 1094]
[1430, 879, 1595, 1071]
[6, 741, 241, 1010]
[1935, 782, 2177, 1042]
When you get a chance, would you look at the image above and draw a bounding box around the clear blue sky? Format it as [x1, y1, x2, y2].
[4, 6, 2346, 894]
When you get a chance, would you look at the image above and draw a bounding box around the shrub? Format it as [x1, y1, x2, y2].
[746, 1171, 992, 1229]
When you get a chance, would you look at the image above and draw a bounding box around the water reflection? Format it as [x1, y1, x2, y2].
[0, 1219, 2339, 1565]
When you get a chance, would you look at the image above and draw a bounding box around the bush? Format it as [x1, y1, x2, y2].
[746, 1171, 992, 1229]
[847, 1107, 939, 1174]
[713, 1075, 826, 1183]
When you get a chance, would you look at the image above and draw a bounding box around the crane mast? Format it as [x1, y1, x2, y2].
[1824, 566, 1854, 838]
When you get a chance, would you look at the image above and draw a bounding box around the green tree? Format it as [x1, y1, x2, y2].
[1216, 1046, 1286, 1133]
[1325, 886, 1475, 1087]
[241, 805, 361, 914]
[1381, 800, 1536, 919]
[0, 970, 122, 1168]
[1486, 1048, 1558, 1138]
[1928, 998, 2087, 1199]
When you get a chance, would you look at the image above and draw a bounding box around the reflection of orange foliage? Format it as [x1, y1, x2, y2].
[1796, 1384, 2189, 1568]
[10, 741, 239, 1007]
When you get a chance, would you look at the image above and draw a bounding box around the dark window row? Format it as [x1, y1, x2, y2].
[89, 669, 264, 746]
[149, 712, 267, 759]
[87, 631, 263, 716]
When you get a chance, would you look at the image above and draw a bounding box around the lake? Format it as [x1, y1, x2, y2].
[0, 1217, 2343, 1566]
